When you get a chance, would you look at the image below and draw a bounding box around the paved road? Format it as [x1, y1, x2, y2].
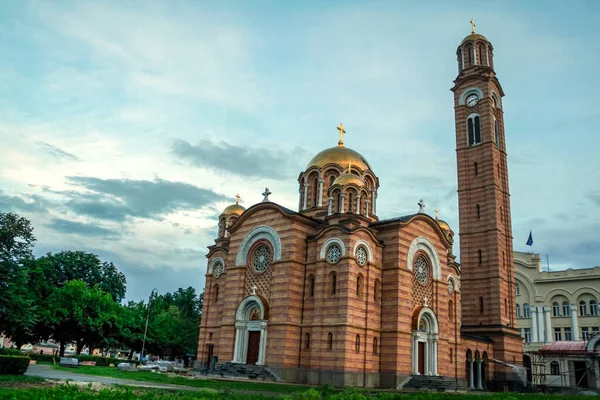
[25, 364, 215, 393]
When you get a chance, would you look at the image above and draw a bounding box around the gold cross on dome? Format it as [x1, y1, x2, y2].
[470, 18, 476, 34]
[235, 193, 241, 204]
[435, 208, 439, 219]
[337, 123, 346, 146]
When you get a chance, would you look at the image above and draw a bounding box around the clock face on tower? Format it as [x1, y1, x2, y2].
[466, 93, 479, 106]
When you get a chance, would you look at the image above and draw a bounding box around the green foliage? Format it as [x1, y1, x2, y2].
[0, 355, 30, 375]
[0, 349, 23, 356]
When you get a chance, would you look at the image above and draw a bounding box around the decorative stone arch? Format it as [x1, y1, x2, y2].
[236, 226, 281, 266]
[208, 257, 225, 275]
[320, 237, 346, 260]
[543, 287, 573, 305]
[586, 332, 600, 352]
[515, 271, 537, 299]
[458, 87, 485, 105]
[447, 274, 460, 293]
[572, 286, 600, 303]
[353, 240, 374, 263]
[411, 307, 439, 376]
[407, 237, 441, 281]
[491, 91, 502, 109]
[232, 295, 269, 365]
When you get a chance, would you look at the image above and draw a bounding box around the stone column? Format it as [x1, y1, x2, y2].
[432, 335, 438, 376]
[327, 197, 333, 216]
[544, 306, 553, 343]
[232, 322, 244, 363]
[570, 305, 580, 341]
[537, 306, 545, 342]
[298, 188, 302, 211]
[476, 360, 483, 389]
[469, 360, 475, 389]
[340, 193, 345, 213]
[473, 45, 477, 65]
[411, 334, 418, 375]
[318, 178, 324, 206]
[531, 306, 539, 342]
[365, 199, 370, 218]
[356, 194, 361, 214]
[371, 189, 377, 215]
[256, 322, 268, 366]
[302, 183, 308, 210]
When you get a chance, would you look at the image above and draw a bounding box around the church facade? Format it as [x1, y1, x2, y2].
[196, 27, 523, 389]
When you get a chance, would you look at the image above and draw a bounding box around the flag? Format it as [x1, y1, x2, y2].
[526, 231, 533, 246]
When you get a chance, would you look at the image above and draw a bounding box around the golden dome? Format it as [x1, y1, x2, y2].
[332, 173, 364, 187]
[306, 146, 371, 172]
[437, 219, 451, 231]
[461, 33, 488, 44]
[221, 203, 245, 217]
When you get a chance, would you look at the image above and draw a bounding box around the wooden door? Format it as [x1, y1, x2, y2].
[206, 344, 214, 367]
[418, 342, 425, 375]
[246, 331, 261, 365]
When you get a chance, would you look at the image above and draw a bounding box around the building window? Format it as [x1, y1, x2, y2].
[505, 298, 508, 316]
[523, 328, 531, 343]
[356, 246, 368, 266]
[327, 332, 333, 350]
[252, 244, 271, 273]
[479, 297, 484, 315]
[356, 274, 364, 297]
[516, 304, 521, 318]
[305, 333, 311, 349]
[214, 284, 219, 302]
[449, 300, 454, 321]
[552, 302, 560, 317]
[474, 162, 478, 176]
[449, 348, 453, 363]
[550, 361, 560, 375]
[208, 332, 213, 341]
[494, 118, 500, 147]
[590, 300, 598, 316]
[327, 244, 342, 264]
[374, 279, 381, 303]
[467, 114, 481, 146]
[213, 261, 224, 279]
[309, 275, 315, 297]
[515, 282, 520, 296]
[355, 335, 360, 353]
[478, 249, 482, 265]
[373, 337, 378, 355]
[414, 256, 430, 285]
[523, 303, 530, 318]
[476, 204, 481, 219]
[592, 327, 599, 335]
[580, 301, 587, 316]
[563, 301, 570, 316]
[564, 327, 572, 341]
[554, 328, 562, 341]
[330, 272, 337, 295]
[582, 328, 590, 341]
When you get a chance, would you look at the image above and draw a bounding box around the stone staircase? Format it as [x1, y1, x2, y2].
[208, 362, 279, 382]
[402, 375, 466, 392]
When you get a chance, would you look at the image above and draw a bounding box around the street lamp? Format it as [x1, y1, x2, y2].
[141, 288, 158, 362]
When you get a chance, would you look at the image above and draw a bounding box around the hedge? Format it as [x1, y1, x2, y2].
[0, 348, 23, 356]
[0, 355, 30, 375]
[27, 353, 139, 366]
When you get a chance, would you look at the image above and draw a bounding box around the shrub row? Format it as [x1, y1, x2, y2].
[26, 353, 139, 366]
[0, 355, 30, 375]
[0, 348, 23, 356]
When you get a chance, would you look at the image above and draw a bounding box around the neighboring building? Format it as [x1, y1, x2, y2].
[197, 25, 522, 389]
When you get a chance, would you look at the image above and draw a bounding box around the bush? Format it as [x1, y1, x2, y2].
[0, 355, 30, 375]
[26, 353, 138, 366]
[0, 348, 24, 356]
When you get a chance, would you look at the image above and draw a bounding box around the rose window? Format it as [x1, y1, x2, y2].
[414, 256, 429, 285]
[448, 280, 455, 294]
[252, 245, 271, 272]
[356, 247, 367, 266]
[327, 244, 341, 264]
[213, 261, 224, 279]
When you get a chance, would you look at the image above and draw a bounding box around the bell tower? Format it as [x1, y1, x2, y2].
[451, 22, 523, 373]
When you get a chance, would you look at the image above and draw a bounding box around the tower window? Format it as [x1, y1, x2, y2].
[327, 332, 333, 350]
[373, 337, 378, 355]
[214, 284, 219, 302]
[305, 333, 310, 349]
[467, 114, 481, 146]
[478, 249, 482, 265]
[330, 272, 337, 295]
[474, 162, 478, 175]
[476, 204, 481, 219]
[494, 118, 500, 147]
[356, 274, 364, 297]
[374, 279, 381, 303]
[479, 297, 484, 314]
[309, 275, 315, 297]
[355, 335, 360, 353]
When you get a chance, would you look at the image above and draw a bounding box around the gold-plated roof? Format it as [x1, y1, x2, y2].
[221, 203, 246, 216]
[306, 146, 371, 171]
[461, 33, 488, 44]
[437, 219, 451, 231]
[332, 173, 364, 187]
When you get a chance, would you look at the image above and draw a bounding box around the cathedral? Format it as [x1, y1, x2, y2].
[196, 25, 524, 389]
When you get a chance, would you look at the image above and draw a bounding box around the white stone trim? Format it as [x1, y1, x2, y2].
[407, 237, 441, 281]
[208, 257, 225, 274]
[353, 240, 374, 263]
[411, 307, 439, 376]
[458, 87, 485, 105]
[236, 226, 281, 266]
[447, 274, 460, 293]
[491, 91, 501, 109]
[233, 296, 268, 365]
[320, 237, 346, 260]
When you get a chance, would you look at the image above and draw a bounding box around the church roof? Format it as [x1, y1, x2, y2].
[461, 33, 488, 43]
[221, 203, 246, 216]
[306, 146, 371, 172]
[371, 214, 416, 225]
[540, 341, 589, 354]
[332, 173, 364, 187]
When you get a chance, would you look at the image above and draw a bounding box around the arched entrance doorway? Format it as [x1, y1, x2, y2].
[411, 307, 438, 376]
[232, 295, 268, 365]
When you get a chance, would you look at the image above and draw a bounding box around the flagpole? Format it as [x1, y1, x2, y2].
[546, 254, 550, 272]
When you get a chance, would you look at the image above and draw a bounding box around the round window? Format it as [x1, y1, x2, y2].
[213, 261, 224, 278]
[414, 256, 429, 285]
[327, 244, 342, 264]
[252, 245, 271, 272]
[356, 247, 367, 266]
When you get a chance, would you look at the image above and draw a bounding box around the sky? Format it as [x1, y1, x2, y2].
[1, 0, 599, 301]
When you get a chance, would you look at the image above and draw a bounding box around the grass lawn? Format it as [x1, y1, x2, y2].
[52, 365, 312, 393]
[0, 375, 45, 384]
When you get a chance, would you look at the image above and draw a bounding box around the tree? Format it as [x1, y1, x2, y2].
[0, 212, 37, 345]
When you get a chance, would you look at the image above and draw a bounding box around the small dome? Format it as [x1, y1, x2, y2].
[437, 219, 451, 231]
[306, 146, 371, 172]
[461, 33, 488, 44]
[221, 203, 245, 217]
[332, 173, 364, 187]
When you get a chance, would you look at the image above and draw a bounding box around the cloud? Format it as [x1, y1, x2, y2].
[587, 192, 600, 207]
[47, 218, 116, 237]
[64, 176, 229, 221]
[37, 142, 80, 162]
[0, 190, 50, 214]
[171, 139, 305, 179]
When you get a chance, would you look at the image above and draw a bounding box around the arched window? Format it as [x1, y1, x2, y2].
[305, 333, 310, 349]
[355, 335, 360, 353]
[590, 300, 598, 316]
[465, 44, 473, 66]
[479, 297, 484, 315]
[309, 275, 315, 297]
[550, 361, 560, 375]
[467, 114, 481, 146]
[516, 304, 521, 318]
[474, 162, 478, 176]
[478, 43, 486, 65]
[336, 192, 341, 213]
[356, 274, 364, 297]
[449, 299, 454, 321]
[312, 177, 319, 207]
[476, 204, 481, 219]
[327, 332, 333, 350]
[478, 249, 482, 265]
[579, 301, 587, 316]
[515, 282, 520, 295]
[373, 337, 378, 355]
[213, 284, 219, 302]
[562, 301, 570, 316]
[523, 303, 530, 318]
[347, 192, 354, 213]
[552, 302, 560, 317]
[494, 118, 500, 147]
[330, 272, 337, 295]
[374, 279, 381, 303]
[208, 332, 213, 341]
[449, 348, 453, 363]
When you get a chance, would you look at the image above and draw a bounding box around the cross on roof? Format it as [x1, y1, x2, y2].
[262, 187, 272, 202]
[337, 123, 346, 146]
[470, 18, 476, 34]
[235, 193, 241, 204]
[418, 199, 426, 214]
